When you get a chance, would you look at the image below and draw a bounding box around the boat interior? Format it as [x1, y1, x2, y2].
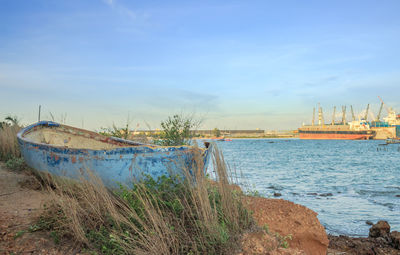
[23, 126, 136, 150]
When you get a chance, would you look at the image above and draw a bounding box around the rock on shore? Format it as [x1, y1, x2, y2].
[328, 221, 400, 255]
[243, 197, 329, 255]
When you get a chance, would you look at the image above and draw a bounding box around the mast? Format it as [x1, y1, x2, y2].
[364, 104, 370, 120]
[331, 106, 336, 125]
[342, 106, 346, 124]
[312, 107, 315, 126]
[350, 105, 356, 121]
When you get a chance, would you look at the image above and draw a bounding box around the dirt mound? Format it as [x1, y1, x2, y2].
[243, 197, 329, 255]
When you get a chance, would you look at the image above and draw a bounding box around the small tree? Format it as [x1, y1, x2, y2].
[212, 128, 221, 138]
[158, 114, 199, 146]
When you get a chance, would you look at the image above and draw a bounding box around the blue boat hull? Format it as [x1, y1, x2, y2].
[17, 122, 211, 187]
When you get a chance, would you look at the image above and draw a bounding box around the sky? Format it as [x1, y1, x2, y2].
[1, 0, 400, 130]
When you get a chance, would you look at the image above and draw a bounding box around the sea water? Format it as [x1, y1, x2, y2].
[212, 139, 400, 237]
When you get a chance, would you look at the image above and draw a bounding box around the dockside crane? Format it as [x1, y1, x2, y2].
[350, 105, 356, 121]
[331, 106, 336, 125]
[312, 107, 315, 126]
[318, 103, 324, 126]
[375, 102, 384, 121]
[378, 96, 390, 113]
[342, 106, 346, 124]
[364, 104, 370, 120]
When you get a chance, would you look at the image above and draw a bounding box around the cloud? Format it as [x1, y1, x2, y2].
[102, 0, 145, 20]
[103, 0, 115, 7]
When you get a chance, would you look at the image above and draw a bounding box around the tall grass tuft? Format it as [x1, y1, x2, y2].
[0, 124, 21, 161]
[38, 145, 253, 254]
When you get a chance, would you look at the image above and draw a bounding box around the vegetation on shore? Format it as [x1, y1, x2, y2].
[0, 114, 254, 254]
[154, 114, 200, 146]
[0, 116, 24, 170]
[0, 114, 294, 254]
[31, 147, 253, 254]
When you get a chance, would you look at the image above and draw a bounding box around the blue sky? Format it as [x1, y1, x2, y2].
[1, 0, 400, 130]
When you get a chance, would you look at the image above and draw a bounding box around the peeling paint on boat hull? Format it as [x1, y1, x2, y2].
[17, 121, 212, 187]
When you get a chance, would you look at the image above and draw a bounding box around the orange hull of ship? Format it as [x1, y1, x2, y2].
[299, 133, 373, 140]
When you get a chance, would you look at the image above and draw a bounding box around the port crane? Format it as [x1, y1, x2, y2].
[375, 102, 384, 121]
[350, 105, 356, 121]
[318, 103, 324, 126]
[378, 96, 391, 114]
[342, 106, 346, 124]
[312, 107, 315, 126]
[364, 104, 370, 121]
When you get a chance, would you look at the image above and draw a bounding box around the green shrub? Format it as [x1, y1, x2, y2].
[5, 157, 25, 171]
[155, 114, 199, 146]
[99, 124, 129, 140]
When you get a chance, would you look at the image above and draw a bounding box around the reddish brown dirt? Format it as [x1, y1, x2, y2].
[0, 163, 77, 254]
[328, 234, 400, 255]
[327, 219, 400, 255]
[243, 197, 329, 255]
[239, 230, 306, 255]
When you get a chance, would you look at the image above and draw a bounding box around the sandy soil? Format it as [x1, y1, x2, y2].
[0, 163, 77, 254]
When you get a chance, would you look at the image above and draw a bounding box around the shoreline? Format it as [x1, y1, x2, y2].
[194, 137, 298, 140]
[195, 137, 392, 140]
[1, 163, 399, 254]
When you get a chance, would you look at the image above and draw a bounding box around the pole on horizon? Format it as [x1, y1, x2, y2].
[38, 105, 41, 122]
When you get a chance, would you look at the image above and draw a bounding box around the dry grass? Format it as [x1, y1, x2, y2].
[0, 124, 21, 161]
[37, 145, 253, 255]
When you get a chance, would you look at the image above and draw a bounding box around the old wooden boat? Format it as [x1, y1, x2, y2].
[17, 121, 212, 187]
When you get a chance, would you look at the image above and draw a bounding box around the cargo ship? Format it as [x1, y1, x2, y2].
[298, 123, 375, 140]
[298, 105, 375, 140]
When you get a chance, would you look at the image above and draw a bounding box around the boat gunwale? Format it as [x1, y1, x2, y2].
[17, 121, 204, 154]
